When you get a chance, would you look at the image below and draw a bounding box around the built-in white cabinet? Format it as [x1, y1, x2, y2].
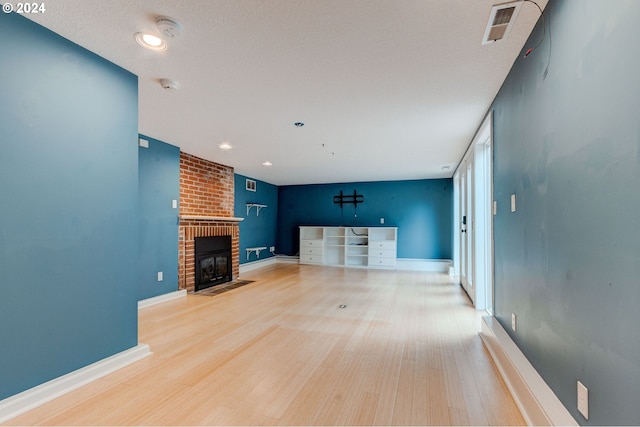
[299, 226, 397, 269]
[299, 227, 324, 264]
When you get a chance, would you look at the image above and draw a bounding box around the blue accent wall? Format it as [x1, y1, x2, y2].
[277, 179, 452, 259]
[138, 135, 180, 300]
[234, 174, 278, 263]
[491, 1, 640, 424]
[0, 13, 138, 400]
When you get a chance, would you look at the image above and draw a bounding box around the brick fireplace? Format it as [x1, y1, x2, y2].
[178, 152, 241, 292]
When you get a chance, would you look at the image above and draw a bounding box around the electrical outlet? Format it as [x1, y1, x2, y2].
[270, 246, 275, 252]
[577, 381, 589, 419]
[157, 271, 163, 282]
[380, 217, 385, 224]
[511, 313, 517, 332]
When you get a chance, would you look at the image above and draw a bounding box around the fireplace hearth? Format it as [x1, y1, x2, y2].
[195, 235, 232, 292]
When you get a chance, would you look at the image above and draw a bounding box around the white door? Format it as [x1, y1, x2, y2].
[466, 159, 474, 292]
[472, 134, 491, 311]
[473, 114, 493, 313]
[452, 172, 460, 277]
[458, 167, 466, 284]
[483, 138, 494, 314]
[457, 112, 493, 311]
[459, 156, 474, 299]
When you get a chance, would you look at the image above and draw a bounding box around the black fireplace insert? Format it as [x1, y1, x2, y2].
[194, 235, 232, 291]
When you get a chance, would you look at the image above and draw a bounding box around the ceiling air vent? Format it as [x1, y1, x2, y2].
[481, 1, 522, 45]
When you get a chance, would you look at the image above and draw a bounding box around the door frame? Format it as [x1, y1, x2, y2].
[454, 111, 493, 311]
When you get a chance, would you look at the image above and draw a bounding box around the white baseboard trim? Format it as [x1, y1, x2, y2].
[239, 256, 299, 274]
[138, 289, 187, 309]
[396, 258, 452, 272]
[0, 344, 152, 424]
[479, 316, 577, 426]
[275, 255, 300, 264]
[239, 256, 278, 274]
[264, 257, 450, 272]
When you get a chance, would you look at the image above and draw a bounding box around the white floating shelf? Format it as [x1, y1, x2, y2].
[246, 246, 268, 259]
[180, 215, 244, 222]
[246, 203, 267, 216]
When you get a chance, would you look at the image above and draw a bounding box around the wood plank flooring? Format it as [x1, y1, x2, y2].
[4, 264, 524, 426]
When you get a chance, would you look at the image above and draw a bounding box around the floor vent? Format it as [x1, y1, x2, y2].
[482, 1, 522, 44]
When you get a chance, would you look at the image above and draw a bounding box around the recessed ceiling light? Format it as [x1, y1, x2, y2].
[219, 142, 233, 150]
[134, 32, 166, 51]
[262, 161, 272, 166]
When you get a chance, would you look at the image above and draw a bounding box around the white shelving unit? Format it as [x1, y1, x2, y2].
[299, 226, 397, 269]
[244, 204, 269, 261]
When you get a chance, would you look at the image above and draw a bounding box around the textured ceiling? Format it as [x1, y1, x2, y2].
[25, 0, 547, 185]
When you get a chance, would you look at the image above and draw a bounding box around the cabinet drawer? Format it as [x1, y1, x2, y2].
[368, 248, 395, 258]
[368, 257, 396, 267]
[299, 254, 323, 264]
[300, 239, 323, 247]
[300, 246, 323, 255]
[369, 241, 396, 250]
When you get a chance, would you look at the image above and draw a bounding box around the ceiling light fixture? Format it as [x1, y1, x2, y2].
[134, 32, 166, 51]
[219, 142, 233, 150]
[294, 122, 304, 127]
[262, 161, 272, 166]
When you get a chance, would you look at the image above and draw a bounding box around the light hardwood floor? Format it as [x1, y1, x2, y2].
[5, 264, 524, 426]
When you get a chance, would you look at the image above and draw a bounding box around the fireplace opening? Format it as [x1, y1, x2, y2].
[195, 235, 232, 292]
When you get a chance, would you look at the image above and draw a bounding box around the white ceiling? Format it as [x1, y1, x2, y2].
[25, 0, 546, 185]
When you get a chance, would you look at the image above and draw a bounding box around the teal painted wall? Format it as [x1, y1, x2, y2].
[138, 135, 180, 300]
[0, 13, 139, 400]
[234, 174, 278, 263]
[491, 1, 640, 424]
[277, 179, 452, 258]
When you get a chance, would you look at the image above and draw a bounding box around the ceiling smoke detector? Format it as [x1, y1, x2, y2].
[156, 16, 182, 38]
[159, 78, 179, 90]
[481, 1, 522, 44]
